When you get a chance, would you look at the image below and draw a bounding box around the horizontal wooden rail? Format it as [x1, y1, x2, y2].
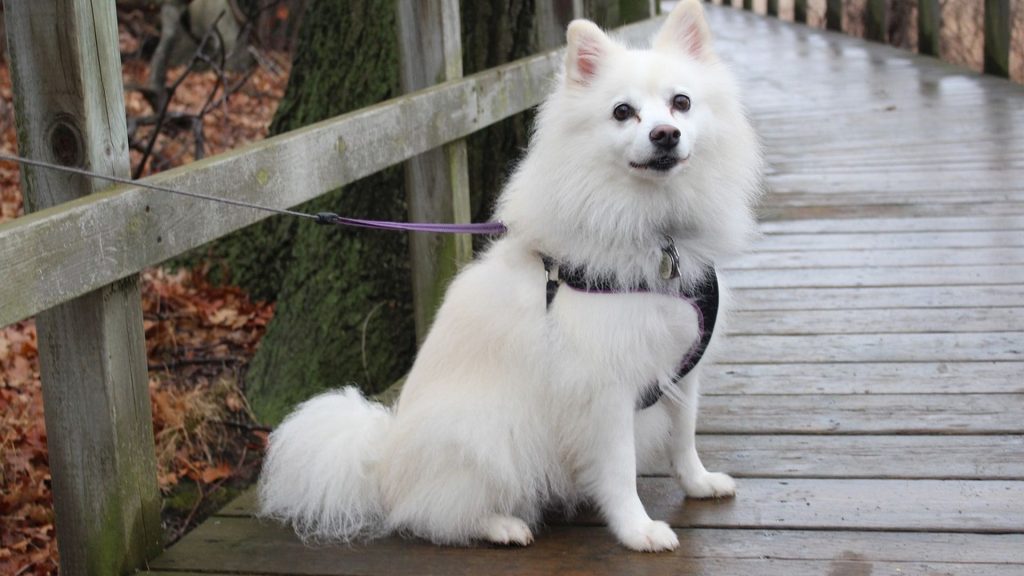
[0, 16, 663, 329]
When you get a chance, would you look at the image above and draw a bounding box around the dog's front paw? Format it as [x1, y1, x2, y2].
[614, 520, 679, 552]
[677, 470, 737, 499]
[481, 515, 534, 546]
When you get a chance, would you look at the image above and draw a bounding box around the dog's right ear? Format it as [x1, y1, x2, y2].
[566, 20, 612, 86]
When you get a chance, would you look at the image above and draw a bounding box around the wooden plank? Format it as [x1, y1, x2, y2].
[718, 332, 1021, 363]
[219, 478, 1024, 533]
[690, 435, 1024, 480]
[733, 285, 1024, 310]
[694, 394, 1024, 434]
[535, 0, 576, 51]
[727, 247, 1024, 269]
[754, 230, 1024, 252]
[145, 517, 1024, 575]
[4, 1, 162, 575]
[0, 16, 666, 328]
[984, 0, 1011, 77]
[144, 517, 1024, 574]
[727, 308, 1024, 335]
[397, 0, 473, 342]
[727, 265, 1024, 288]
[143, 563, 1024, 576]
[704, 361, 1024, 395]
[637, 478, 1024, 532]
[759, 201, 1024, 223]
[758, 215, 1024, 234]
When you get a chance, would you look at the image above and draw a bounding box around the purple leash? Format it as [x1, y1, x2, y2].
[315, 212, 507, 235]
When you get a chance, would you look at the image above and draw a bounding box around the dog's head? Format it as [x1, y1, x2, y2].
[558, 0, 725, 182]
[498, 0, 763, 276]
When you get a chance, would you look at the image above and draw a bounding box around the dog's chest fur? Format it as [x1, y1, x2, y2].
[543, 262, 701, 396]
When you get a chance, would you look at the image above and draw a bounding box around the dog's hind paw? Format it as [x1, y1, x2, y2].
[678, 470, 737, 499]
[615, 520, 679, 552]
[481, 515, 534, 546]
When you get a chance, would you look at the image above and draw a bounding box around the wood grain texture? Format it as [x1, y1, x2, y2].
[733, 285, 1024, 310]
[4, 1, 161, 574]
[717, 332, 1022, 363]
[695, 393, 1024, 434]
[704, 361, 1024, 395]
[727, 307, 1024, 335]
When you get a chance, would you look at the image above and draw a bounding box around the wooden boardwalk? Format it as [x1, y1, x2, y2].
[144, 7, 1024, 575]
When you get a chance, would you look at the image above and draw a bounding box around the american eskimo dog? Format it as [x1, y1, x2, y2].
[260, 0, 762, 552]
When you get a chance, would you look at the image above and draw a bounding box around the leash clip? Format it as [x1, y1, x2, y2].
[315, 212, 339, 225]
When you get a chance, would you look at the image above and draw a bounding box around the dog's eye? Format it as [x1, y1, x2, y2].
[672, 94, 691, 112]
[612, 103, 635, 122]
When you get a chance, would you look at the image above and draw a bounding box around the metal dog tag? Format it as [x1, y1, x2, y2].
[660, 236, 680, 280]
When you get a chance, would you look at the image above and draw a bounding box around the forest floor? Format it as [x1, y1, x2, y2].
[0, 46, 290, 575]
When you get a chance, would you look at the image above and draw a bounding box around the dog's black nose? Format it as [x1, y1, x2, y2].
[649, 125, 680, 150]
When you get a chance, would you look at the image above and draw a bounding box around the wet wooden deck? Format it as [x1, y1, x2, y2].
[143, 6, 1024, 575]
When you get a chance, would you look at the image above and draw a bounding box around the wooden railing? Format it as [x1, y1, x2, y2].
[722, 0, 1014, 78]
[0, 1, 660, 574]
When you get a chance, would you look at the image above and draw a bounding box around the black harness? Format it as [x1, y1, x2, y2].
[540, 244, 719, 411]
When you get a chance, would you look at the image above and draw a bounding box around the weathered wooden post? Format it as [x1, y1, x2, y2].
[983, 0, 1011, 77]
[3, 0, 162, 574]
[826, 0, 842, 31]
[865, 0, 887, 42]
[396, 0, 473, 342]
[918, 0, 940, 56]
[795, 0, 808, 23]
[536, 0, 578, 49]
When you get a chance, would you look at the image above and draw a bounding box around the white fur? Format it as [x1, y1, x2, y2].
[259, 0, 762, 552]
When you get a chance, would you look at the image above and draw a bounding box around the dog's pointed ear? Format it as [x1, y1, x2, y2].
[653, 0, 714, 60]
[566, 20, 612, 86]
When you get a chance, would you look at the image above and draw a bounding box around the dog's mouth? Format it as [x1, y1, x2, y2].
[629, 155, 685, 172]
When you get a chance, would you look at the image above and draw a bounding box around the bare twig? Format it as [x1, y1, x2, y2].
[133, 11, 228, 178]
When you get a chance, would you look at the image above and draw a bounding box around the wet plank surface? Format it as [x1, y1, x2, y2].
[145, 6, 1024, 575]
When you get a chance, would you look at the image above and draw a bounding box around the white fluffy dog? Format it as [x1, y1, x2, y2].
[260, 0, 762, 552]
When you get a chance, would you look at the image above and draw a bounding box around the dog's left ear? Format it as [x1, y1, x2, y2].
[653, 0, 714, 60]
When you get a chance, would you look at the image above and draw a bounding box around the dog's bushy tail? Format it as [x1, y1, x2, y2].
[258, 387, 392, 542]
